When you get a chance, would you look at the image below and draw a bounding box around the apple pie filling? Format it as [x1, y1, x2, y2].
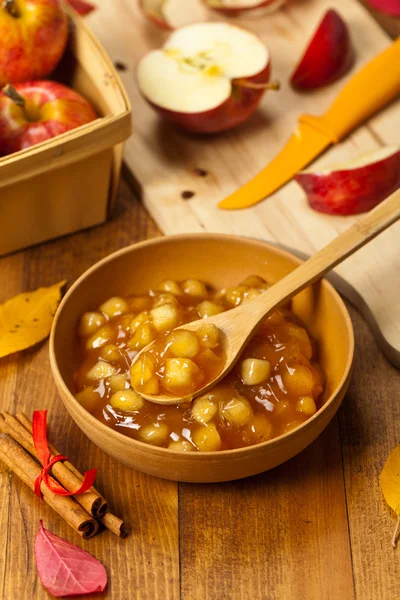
[73, 276, 324, 452]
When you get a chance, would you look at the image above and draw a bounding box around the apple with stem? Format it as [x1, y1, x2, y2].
[290, 10, 353, 90]
[0, 0, 68, 87]
[0, 81, 97, 156]
[137, 22, 279, 134]
[295, 146, 400, 215]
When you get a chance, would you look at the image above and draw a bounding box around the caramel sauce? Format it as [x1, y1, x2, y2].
[73, 277, 324, 451]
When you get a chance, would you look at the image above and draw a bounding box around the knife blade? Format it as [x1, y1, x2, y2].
[219, 37, 400, 210]
[218, 122, 331, 210]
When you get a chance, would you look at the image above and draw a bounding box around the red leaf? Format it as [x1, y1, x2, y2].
[66, 0, 96, 15]
[35, 522, 107, 597]
[365, 0, 400, 16]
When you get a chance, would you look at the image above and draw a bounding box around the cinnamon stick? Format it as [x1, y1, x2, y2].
[0, 412, 107, 518]
[0, 433, 98, 539]
[101, 512, 128, 538]
[15, 412, 127, 538]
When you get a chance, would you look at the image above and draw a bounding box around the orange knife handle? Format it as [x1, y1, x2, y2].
[300, 38, 400, 143]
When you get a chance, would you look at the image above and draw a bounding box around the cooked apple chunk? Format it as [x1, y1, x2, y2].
[167, 330, 200, 358]
[191, 395, 218, 424]
[192, 423, 222, 451]
[240, 358, 271, 386]
[110, 389, 144, 412]
[197, 300, 224, 318]
[78, 311, 106, 337]
[222, 396, 253, 427]
[86, 360, 117, 381]
[139, 423, 169, 446]
[99, 297, 129, 318]
[163, 358, 204, 394]
[151, 303, 182, 332]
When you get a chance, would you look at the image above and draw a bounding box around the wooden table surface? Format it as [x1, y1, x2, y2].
[0, 5, 399, 600]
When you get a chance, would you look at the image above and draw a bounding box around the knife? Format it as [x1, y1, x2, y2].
[218, 37, 400, 210]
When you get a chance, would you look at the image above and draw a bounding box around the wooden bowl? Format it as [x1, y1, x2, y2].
[50, 234, 354, 483]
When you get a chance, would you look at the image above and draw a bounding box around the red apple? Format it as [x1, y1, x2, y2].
[0, 81, 97, 156]
[204, 0, 286, 16]
[295, 146, 400, 216]
[137, 22, 278, 134]
[290, 9, 353, 91]
[0, 0, 68, 88]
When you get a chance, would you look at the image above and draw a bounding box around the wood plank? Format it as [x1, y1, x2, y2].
[0, 183, 181, 600]
[338, 306, 400, 600]
[86, 0, 400, 367]
[0, 253, 26, 599]
[179, 417, 354, 600]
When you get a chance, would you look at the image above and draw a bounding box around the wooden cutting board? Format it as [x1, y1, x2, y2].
[86, 0, 400, 367]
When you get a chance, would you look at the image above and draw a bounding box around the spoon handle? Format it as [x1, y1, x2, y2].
[251, 187, 400, 320]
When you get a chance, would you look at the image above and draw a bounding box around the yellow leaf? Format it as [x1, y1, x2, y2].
[0, 281, 66, 358]
[380, 444, 400, 548]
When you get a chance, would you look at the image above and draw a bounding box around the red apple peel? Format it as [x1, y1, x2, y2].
[234, 78, 280, 91]
[290, 9, 353, 90]
[295, 147, 400, 216]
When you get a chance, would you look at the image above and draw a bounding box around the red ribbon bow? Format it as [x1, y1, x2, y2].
[32, 410, 97, 499]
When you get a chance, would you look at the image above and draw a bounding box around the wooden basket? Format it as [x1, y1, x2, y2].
[0, 5, 131, 257]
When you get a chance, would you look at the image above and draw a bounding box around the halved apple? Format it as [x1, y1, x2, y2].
[290, 9, 353, 90]
[204, 0, 286, 16]
[137, 22, 278, 134]
[295, 146, 400, 216]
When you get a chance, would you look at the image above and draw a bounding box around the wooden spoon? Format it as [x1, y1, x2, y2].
[132, 188, 400, 405]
